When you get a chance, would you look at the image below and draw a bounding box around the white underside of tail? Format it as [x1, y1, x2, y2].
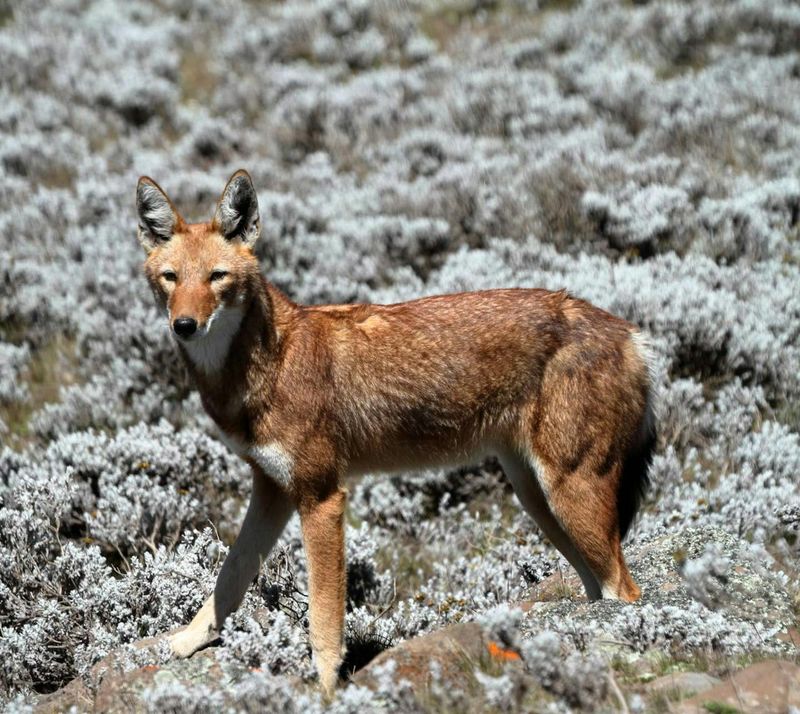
[630, 330, 657, 381]
[601, 584, 622, 599]
[630, 329, 659, 443]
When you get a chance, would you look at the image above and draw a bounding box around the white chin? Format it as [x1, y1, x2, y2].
[179, 306, 244, 373]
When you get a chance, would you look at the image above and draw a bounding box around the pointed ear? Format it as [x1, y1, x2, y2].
[136, 177, 182, 252]
[213, 169, 260, 248]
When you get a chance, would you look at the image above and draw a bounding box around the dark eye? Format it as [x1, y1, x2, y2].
[210, 270, 228, 282]
[162, 270, 177, 282]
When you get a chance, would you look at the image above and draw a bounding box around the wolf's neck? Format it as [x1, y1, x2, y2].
[183, 279, 293, 408]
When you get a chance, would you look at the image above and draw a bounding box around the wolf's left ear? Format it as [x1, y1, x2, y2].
[213, 169, 260, 248]
[136, 177, 182, 252]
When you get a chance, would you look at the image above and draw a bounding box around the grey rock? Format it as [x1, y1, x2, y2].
[644, 671, 721, 696]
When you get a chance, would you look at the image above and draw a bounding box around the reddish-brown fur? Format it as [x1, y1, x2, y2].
[137, 171, 656, 695]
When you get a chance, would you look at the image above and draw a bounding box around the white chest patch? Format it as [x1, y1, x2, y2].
[249, 443, 294, 489]
[180, 305, 244, 373]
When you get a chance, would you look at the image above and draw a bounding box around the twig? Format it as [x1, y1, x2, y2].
[114, 544, 130, 572]
[727, 667, 746, 714]
[597, 639, 637, 650]
[367, 578, 397, 632]
[608, 670, 630, 714]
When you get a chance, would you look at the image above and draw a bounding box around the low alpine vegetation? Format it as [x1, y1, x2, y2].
[1, 0, 799, 711]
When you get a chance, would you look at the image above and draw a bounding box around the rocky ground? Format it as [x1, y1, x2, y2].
[2, 0, 800, 711]
[31, 526, 800, 712]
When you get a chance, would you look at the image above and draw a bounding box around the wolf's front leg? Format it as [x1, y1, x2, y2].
[169, 472, 294, 657]
[300, 486, 347, 698]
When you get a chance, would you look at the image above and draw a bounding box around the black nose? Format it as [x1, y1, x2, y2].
[173, 317, 197, 338]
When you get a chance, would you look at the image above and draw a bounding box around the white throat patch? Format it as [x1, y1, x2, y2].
[179, 304, 244, 373]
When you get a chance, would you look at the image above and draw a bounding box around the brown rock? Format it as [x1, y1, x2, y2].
[644, 671, 720, 696]
[677, 660, 800, 714]
[34, 676, 93, 714]
[33, 629, 223, 714]
[94, 648, 222, 713]
[34, 633, 171, 714]
[351, 622, 495, 691]
[91, 662, 162, 714]
[522, 570, 583, 605]
[776, 627, 800, 650]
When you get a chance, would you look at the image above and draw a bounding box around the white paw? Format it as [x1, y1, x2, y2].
[168, 628, 204, 658]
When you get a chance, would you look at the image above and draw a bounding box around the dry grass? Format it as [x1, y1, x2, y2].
[180, 47, 219, 105]
[0, 336, 79, 450]
[419, 0, 573, 56]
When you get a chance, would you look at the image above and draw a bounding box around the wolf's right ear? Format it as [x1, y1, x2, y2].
[136, 177, 181, 252]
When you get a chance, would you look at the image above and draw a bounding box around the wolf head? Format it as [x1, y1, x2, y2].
[136, 170, 262, 371]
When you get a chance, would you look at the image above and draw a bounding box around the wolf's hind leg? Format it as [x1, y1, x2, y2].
[540, 459, 640, 602]
[499, 450, 603, 600]
[169, 472, 294, 657]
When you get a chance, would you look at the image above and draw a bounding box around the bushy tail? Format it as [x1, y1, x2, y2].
[617, 382, 657, 542]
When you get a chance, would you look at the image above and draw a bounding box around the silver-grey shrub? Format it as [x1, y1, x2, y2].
[2, 0, 800, 709]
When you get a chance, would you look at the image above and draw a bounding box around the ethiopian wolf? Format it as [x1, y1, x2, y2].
[136, 170, 657, 694]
